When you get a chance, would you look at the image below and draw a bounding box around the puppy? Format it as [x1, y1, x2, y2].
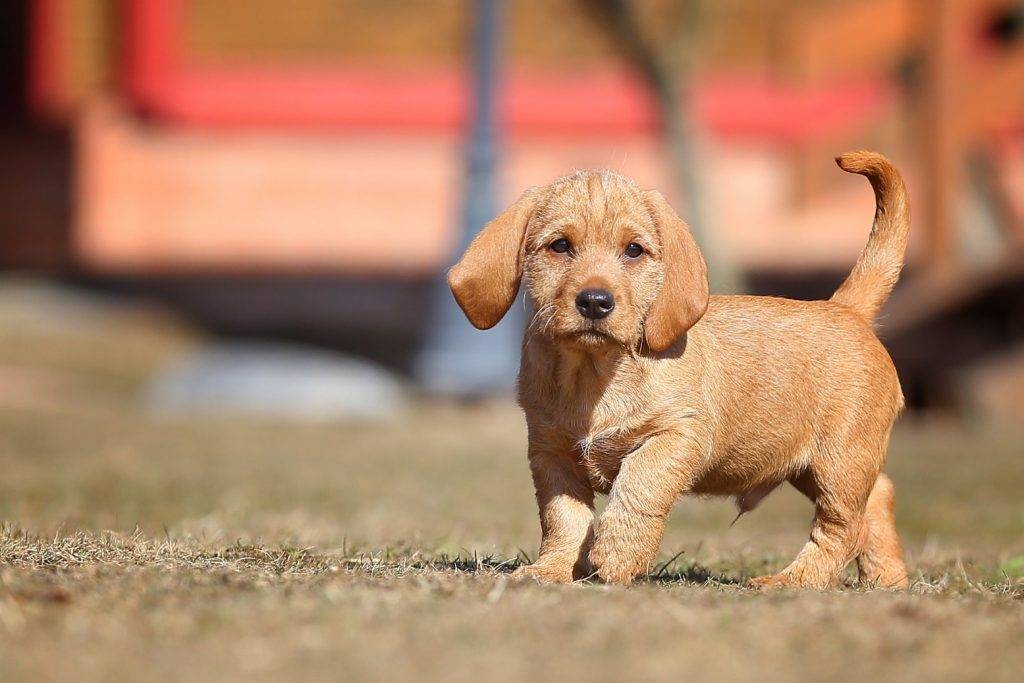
[449, 151, 910, 589]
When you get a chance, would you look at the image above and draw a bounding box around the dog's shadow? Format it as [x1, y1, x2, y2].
[640, 563, 746, 586]
[414, 554, 746, 587]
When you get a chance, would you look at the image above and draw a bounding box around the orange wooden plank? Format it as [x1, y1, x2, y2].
[74, 100, 929, 277]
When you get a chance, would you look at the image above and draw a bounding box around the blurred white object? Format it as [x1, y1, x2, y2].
[147, 342, 407, 422]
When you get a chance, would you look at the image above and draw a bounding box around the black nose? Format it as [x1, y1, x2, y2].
[575, 288, 615, 320]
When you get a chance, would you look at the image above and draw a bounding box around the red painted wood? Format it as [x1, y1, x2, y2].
[27, 0, 67, 117]
[121, 64, 890, 142]
[123, 0, 183, 110]
[119, 1, 890, 142]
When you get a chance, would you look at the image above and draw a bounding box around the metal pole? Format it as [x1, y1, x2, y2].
[415, 0, 522, 396]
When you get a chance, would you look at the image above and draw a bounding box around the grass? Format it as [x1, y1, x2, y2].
[0, 279, 1022, 682]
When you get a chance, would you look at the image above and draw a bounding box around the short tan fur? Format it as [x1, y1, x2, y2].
[449, 151, 910, 589]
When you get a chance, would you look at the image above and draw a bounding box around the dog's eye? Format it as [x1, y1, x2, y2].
[624, 242, 644, 258]
[548, 238, 571, 254]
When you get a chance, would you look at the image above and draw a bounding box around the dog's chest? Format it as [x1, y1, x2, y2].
[520, 348, 686, 492]
[573, 424, 644, 492]
[548, 396, 658, 493]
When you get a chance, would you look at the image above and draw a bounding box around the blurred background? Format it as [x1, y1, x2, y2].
[1, 0, 1023, 421]
[2, 6, 1023, 678]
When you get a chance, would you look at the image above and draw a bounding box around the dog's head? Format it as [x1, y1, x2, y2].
[448, 171, 708, 353]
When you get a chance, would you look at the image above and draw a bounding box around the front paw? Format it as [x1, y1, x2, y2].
[588, 535, 648, 586]
[588, 543, 647, 585]
[511, 562, 575, 585]
[589, 511, 664, 585]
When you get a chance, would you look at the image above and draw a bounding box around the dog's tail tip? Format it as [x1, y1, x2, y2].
[835, 150, 895, 177]
[830, 150, 910, 322]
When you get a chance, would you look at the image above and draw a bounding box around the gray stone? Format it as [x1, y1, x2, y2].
[147, 342, 407, 422]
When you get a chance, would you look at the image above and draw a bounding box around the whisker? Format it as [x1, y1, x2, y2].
[527, 302, 558, 338]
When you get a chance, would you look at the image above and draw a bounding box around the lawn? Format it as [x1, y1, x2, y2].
[0, 281, 1022, 682]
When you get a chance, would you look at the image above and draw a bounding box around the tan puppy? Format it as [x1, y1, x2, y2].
[449, 151, 910, 589]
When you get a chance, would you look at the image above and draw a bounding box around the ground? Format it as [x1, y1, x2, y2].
[0, 281, 1022, 682]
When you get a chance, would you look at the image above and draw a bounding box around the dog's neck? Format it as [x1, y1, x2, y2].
[523, 329, 640, 403]
[561, 343, 630, 388]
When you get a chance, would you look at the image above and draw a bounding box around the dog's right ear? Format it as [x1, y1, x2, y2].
[448, 189, 538, 329]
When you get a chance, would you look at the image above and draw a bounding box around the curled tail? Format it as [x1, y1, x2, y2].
[830, 151, 910, 322]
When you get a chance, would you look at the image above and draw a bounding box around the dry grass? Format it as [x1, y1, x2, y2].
[0, 280, 1022, 682]
[1, 514, 1022, 683]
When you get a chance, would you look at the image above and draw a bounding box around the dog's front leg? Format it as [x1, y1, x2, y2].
[590, 433, 699, 585]
[512, 443, 595, 584]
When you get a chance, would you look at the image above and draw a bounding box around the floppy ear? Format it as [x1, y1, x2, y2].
[448, 189, 538, 329]
[642, 190, 709, 352]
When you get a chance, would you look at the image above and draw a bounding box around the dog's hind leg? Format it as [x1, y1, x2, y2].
[855, 473, 909, 588]
[751, 446, 880, 590]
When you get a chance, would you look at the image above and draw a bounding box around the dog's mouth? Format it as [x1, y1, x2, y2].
[574, 330, 609, 344]
[561, 324, 619, 347]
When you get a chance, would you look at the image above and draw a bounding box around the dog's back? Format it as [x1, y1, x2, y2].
[688, 295, 903, 495]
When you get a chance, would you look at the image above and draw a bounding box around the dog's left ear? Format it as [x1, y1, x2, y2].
[642, 190, 709, 352]
[448, 188, 538, 330]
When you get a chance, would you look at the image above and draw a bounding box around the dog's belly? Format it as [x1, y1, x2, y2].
[689, 442, 805, 508]
[579, 443, 792, 505]
[690, 468, 783, 497]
